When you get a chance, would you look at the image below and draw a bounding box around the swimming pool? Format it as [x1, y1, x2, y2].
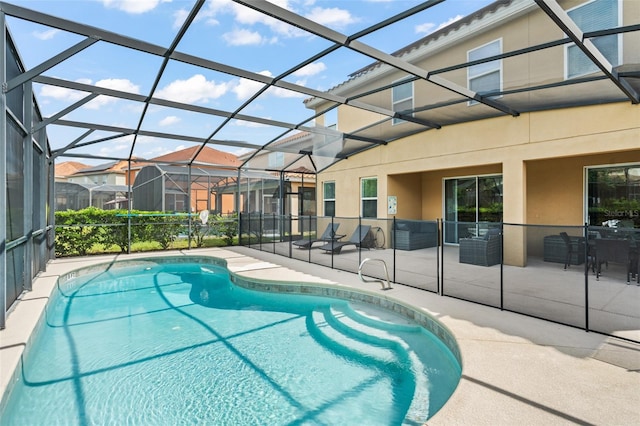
[0, 256, 461, 425]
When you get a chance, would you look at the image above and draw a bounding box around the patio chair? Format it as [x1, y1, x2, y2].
[292, 222, 342, 249]
[595, 238, 632, 282]
[459, 228, 502, 266]
[633, 249, 640, 284]
[559, 232, 573, 270]
[318, 225, 372, 254]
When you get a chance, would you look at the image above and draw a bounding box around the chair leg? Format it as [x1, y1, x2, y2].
[564, 249, 572, 270]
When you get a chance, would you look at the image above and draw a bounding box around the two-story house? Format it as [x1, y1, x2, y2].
[304, 0, 640, 266]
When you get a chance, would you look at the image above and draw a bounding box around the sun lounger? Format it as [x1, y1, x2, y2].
[319, 225, 372, 254]
[292, 222, 342, 249]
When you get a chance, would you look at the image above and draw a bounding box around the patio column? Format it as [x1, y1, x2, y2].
[502, 158, 527, 267]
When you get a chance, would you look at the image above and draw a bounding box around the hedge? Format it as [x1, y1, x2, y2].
[54, 208, 237, 257]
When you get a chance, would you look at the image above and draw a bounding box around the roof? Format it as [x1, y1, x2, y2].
[54, 161, 90, 177]
[347, 0, 514, 80]
[76, 160, 127, 174]
[149, 145, 240, 168]
[55, 181, 129, 192]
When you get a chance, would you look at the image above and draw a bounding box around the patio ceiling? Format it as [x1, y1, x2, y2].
[2, 0, 638, 174]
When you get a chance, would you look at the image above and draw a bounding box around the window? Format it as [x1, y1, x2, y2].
[567, 0, 620, 79]
[587, 164, 640, 228]
[392, 79, 413, 125]
[268, 151, 284, 168]
[468, 39, 502, 104]
[323, 181, 335, 217]
[361, 177, 377, 218]
[443, 175, 503, 243]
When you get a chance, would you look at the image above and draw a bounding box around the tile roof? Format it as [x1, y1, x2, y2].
[150, 145, 240, 167]
[54, 161, 90, 177]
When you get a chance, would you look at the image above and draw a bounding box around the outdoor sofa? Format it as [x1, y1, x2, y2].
[390, 220, 438, 251]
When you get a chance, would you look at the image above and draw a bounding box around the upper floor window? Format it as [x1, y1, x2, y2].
[361, 177, 377, 218]
[468, 39, 502, 105]
[323, 181, 335, 217]
[567, 0, 620, 79]
[268, 151, 284, 168]
[392, 79, 413, 125]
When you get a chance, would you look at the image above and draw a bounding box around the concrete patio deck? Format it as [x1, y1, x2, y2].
[1, 246, 639, 425]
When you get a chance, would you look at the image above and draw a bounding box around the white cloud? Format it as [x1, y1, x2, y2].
[33, 29, 59, 41]
[204, 0, 306, 40]
[101, 0, 168, 14]
[268, 86, 306, 99]
[40, 85, 86, 103]
[415, 15, 463, 35]
[156, 74, 229, 104]
[232, 69, 306, 100]
[293, 62, 326, 78]
[415, 22, 436, 35]
[159, 116, 181, 126]
[205, 0, 234, 15]
[223, 28, 265, 46]
[232, 71, 270, 101]
[38, 77, 139, 110]
[232, 0, 291, 27]
[95, 78, 140, 93]
[439, 15, 463, 30]
[98, 143, 129, 157]
[84, 78, 141, 110]
[172, 8, 190, 29]
[304, 7, 356, 29]
[232, 119, 269, 128]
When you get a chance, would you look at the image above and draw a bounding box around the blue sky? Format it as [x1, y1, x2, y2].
[6, 0, 494, 164]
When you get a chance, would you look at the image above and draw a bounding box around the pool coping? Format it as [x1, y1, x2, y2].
[2, 247, 639, 425]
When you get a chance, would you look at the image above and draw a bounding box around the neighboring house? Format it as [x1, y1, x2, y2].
[63, 159, 136, 186]
[239, 131, 317, 217]
[304, 0, 640, 266]
[132, 145, 241, 213]
[54, 182, 129, 211]
[54, 161, 90, 182]
[54, 159, 142, 210]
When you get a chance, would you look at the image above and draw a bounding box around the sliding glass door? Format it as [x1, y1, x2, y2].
[587, 165, 640, 228]
[444, 175, 503, 243]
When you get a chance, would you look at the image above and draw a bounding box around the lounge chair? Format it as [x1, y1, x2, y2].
[292, 222, 342, 249]
[319, 225, 372, 254]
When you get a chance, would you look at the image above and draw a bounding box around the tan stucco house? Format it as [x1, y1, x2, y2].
[305, 0, 640, 264]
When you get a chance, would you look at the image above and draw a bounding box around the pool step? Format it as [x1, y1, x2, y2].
[330, 302, 422, 334]
[316, 304, 432, 422]
[308, 308, 401, 366]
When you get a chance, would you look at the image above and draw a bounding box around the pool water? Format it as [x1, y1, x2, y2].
[0, 260, 461, 425]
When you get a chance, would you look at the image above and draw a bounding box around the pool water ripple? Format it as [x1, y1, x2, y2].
[1, 258, 461, 425]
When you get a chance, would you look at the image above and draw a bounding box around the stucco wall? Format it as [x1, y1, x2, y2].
[318, 102, 640, 225]
[528, 152, 640, 226]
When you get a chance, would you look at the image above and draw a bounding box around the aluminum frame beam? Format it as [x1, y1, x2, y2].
[234, 0, 519, 117]
[535, 0, 639, 104]
[0, 10, 6, 329]
[4, 37, 97, 93]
